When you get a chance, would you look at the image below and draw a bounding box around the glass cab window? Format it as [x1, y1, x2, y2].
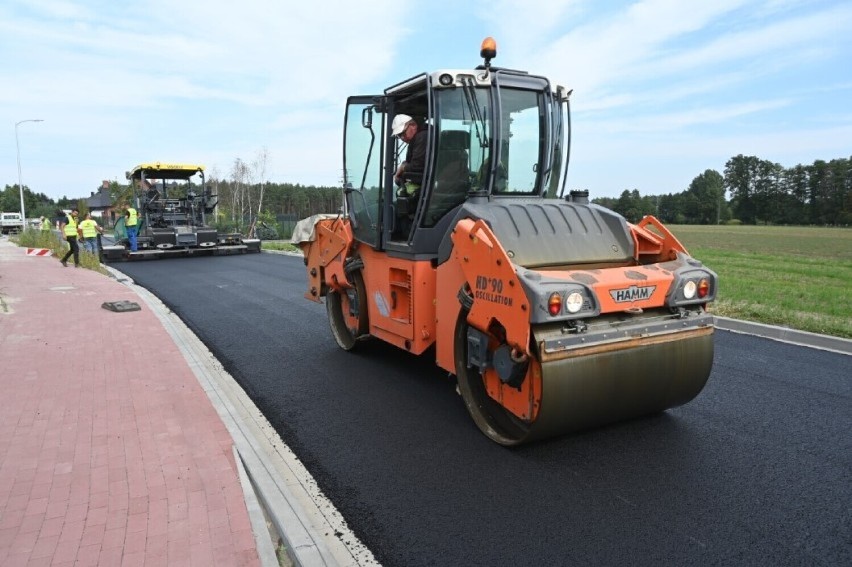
[343, 98, 383, 247]
[421, 87, 489, 227]
[423, 83, 549, 227]
[497, 88, 545, 195]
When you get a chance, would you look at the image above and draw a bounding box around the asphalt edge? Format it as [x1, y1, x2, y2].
[105, 266, 378, 567]
[714, 316, 852, 355]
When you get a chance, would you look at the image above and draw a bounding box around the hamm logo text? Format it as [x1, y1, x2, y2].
[609, 285, 656, 303]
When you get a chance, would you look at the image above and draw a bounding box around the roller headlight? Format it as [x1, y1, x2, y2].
[519, 269, 601, 323]
[666, 267, 717, 307]
[565, 292, 584, 313]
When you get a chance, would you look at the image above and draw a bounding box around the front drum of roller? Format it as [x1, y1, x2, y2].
[527, 329, 714, 443]
[456, 319, 715, 445]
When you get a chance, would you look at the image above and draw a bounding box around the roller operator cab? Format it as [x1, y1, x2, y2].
[295, 38, 718, 445]
[102, 162, 260, 261]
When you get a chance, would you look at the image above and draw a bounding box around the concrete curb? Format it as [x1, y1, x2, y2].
[714, 316, 851, 356]
[105, 266, 378, 567]
[234, 446, 281, 567]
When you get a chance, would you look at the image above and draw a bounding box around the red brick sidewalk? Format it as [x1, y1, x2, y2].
[0, 242, 260, 566]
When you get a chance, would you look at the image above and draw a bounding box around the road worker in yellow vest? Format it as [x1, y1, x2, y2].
[59, 209, 82, 267]
[123, 202, 139, 252]
[79, 212, 103, 255]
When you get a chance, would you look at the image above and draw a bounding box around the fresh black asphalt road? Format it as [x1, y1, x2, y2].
[115, 253, 851, 567]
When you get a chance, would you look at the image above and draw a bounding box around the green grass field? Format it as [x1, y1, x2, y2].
[669, 225, 852, 339]
[261, 240, 299, 252]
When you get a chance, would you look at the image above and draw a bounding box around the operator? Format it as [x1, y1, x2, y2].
[392, 114, 427, 197]
[58, 209, 81, 268]
[123, 202, 139, 252]
[78, 212, 103, 255]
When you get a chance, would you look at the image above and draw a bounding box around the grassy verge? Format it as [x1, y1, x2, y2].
[261, 240, 300, 253]
[12, 228, 108, 274]
[670, 225, 852, 339]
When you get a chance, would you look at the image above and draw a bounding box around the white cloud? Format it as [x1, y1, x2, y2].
[0, 0, 412, 197]
[1, 0, 850, 201]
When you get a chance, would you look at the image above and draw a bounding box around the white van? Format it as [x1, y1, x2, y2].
[0, 212, 25, 234]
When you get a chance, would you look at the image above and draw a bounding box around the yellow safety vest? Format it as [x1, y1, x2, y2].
[80, 219, 99, 238]
[126, 207, 138, 227]
[63, 214, 78, 237]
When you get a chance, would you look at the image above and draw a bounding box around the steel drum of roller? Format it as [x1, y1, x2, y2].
[456, 312, 715, 446]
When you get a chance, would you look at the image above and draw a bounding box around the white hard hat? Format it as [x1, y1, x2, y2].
[391, 114, 413, 137]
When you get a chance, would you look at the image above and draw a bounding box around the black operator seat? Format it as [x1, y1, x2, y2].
[436, 130, 470, 188]
[428, 130, 471, 222]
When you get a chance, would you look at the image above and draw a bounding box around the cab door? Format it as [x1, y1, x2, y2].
[343, 96, 384, 248]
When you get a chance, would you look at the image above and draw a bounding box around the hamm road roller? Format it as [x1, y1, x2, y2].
[294, 38, 717, 445]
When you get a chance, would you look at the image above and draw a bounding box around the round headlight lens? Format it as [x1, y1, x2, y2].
[565, 292, 584, 314]
[683, 280, 697, 299]
[439, 73, 454, 86]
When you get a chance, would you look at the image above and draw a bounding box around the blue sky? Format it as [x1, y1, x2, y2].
[2, 0, 850, 203]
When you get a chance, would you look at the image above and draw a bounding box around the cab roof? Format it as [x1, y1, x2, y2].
[127, 163, 205, 180]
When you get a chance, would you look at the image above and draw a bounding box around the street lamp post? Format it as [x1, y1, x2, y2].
[15, 119, 44, 225]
